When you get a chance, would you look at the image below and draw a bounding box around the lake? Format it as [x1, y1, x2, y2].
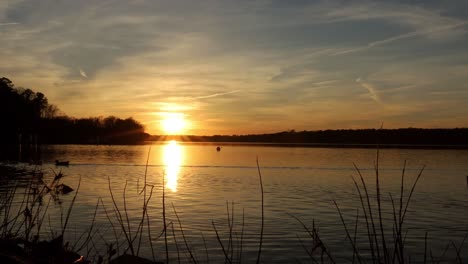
[2, 142, 468, 263]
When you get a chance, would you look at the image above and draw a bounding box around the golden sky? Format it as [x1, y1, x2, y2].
[2, 1, 468, 135]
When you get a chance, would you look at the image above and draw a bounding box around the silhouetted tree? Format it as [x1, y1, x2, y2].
[0, 77, 52, 145]
[0, 77, 148, 149]
[43, 104, 61, 118]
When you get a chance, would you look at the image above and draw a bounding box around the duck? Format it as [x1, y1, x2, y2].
[55, 160, 69, 166]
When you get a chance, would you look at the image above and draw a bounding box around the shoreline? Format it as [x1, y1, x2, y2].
[146, 141, 468, 150]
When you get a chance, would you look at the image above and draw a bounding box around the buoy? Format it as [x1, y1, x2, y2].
[216, 146, 221, 152]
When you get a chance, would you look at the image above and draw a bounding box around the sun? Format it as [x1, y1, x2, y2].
[161, 114, 186, 134]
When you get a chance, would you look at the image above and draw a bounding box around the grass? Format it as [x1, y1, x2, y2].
[1, 151, 467, 263]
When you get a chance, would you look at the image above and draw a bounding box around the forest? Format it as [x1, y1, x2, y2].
[155, 128, 468, 148]
[0, 77, 149, 147]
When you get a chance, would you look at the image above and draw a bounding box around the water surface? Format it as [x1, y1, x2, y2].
[3, 142, 468, 263]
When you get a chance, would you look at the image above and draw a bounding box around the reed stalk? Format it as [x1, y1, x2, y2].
[201, 232, 210, 264]
[163, 171, 169, 263]
[61, 176, 80, 238]
[172, 203, 198, 264]
[255, 158, 264, 264]
[107, 176, 135, 255]
[212, 219, 232, 264]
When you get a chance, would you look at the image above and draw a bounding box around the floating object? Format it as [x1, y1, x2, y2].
[55, 160, 69, 166]
[216, 146, 221, 152]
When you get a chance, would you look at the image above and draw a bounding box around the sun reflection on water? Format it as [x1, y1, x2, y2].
[163, 140, 183, 192]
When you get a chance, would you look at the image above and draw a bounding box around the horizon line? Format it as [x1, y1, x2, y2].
[150, 127, 468, 137]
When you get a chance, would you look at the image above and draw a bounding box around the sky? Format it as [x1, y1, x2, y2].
[1, 0, 468, 135]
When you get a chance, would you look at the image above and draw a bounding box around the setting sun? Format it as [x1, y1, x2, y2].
[161, 113, 186, 134]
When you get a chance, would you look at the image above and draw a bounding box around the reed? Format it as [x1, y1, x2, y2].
[331, 152, 429, 263]
[289, 213, 336, 263]
[173, 202, 198, 263]
[255, 158, 265, 264]
[0, 165, 85, 263]
[162, 171, 169, 263]
[212, 218, 232, 264]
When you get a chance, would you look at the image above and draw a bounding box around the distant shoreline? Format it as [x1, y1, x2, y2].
[147, 128, 468, 149]
[3, 128, 468, 150]
[145, 141, 468, 150]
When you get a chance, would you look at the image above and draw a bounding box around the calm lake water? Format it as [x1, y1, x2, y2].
[2, 142, 468, 263]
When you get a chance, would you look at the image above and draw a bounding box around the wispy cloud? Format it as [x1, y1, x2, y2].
[79, 68, 88, 78]
[333, 20, 468, 56]
[193, 90, 241, 99]
[322, 2, 463, 31]
[356, 78, 382, 104]
[0, 22, 19, 26]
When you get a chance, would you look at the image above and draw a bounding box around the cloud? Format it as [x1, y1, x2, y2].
[356, 78, 382, 104]
[322, 2, 463, 31]
[0, 22, 19, 26]
[332, 20, 468, 56]
[79, 68, 87, 78]
[370, 20, 468, 45]
[193, 90, 240, 99]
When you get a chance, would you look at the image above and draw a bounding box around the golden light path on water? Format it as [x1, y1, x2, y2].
[162, 140, 183, 192]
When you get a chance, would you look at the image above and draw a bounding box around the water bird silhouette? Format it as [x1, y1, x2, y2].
[55, 160, 69, 166]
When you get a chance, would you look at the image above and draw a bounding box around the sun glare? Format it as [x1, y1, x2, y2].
[161, 114, 186, 134]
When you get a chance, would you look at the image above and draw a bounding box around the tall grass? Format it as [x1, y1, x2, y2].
[339, 152, 426, 264]
[293, 150, 467, 264]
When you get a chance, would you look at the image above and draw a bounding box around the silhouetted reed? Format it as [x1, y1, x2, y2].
[0, 165, 85, 263]
[255, 158, 264, 264]
[102, 146, 163, 263]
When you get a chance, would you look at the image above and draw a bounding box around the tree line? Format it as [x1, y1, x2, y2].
[156, 128, 468, 148]
[0, 77, 148, 146]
